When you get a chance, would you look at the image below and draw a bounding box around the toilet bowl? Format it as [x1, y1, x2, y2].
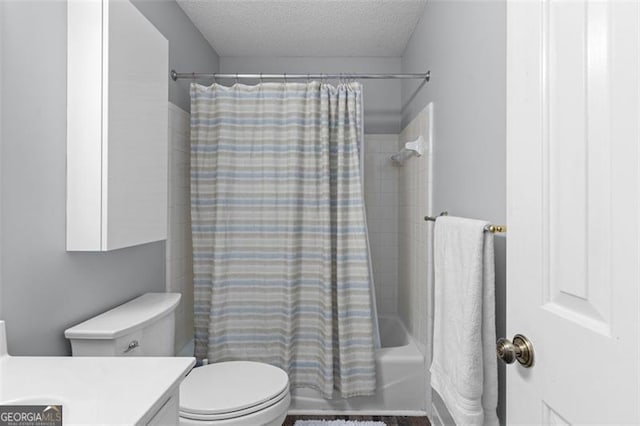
[64, 293, 291, 426]
[179, 361, 290, 426]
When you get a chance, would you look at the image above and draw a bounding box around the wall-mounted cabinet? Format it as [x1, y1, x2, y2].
[67, 0, 169, 251]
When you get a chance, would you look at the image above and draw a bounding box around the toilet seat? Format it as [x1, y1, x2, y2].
[179, 361, 290, 422]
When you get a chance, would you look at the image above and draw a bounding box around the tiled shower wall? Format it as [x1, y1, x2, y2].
[363, 134, 400, 315]
[397, 103, 433, 355]
[167, 103, 194, 354]
[396, 104, 434, 416]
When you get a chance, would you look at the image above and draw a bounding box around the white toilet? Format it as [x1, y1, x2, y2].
[64, 293, 290, 426]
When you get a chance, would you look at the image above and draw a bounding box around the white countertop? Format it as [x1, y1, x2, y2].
[0, 355, 195, 425]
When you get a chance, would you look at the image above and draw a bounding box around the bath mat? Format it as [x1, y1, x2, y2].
[294, 421, 386, 426]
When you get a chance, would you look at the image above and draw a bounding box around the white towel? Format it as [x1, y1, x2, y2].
[430, 216, 498, 426]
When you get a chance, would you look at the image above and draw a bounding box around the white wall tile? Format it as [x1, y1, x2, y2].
[364, 134, 399, 314]
[397, 104, 433, 353]
[167, 103, 194, 353]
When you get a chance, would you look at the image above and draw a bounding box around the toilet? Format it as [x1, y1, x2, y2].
[64, 293, 290, 426]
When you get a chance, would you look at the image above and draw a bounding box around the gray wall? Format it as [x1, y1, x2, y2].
[220, 57, 402, 134]
[0, 0, 218, 356]
[132, 0, 219, 112]
[401, 1, 507, 423]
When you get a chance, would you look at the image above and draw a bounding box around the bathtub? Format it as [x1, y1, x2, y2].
[288, 315, 427, 416]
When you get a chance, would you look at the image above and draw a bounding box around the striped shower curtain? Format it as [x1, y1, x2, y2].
[190, 81, 377, 398]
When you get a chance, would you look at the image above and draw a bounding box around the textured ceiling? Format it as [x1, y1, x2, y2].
[176, 0, 428, 57]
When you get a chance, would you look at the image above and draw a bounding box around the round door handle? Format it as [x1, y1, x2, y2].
[496, 334, 534, 368]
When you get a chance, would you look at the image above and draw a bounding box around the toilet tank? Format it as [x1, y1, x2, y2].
[65, 293, 180, 357]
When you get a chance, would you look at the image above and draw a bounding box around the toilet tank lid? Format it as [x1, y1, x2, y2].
[64, 293, 181, 340]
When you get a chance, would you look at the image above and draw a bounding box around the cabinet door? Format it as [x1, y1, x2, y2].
[104, 0, 168, 250]
[67, 0, 168, 251]
[145, 390, 179, 426]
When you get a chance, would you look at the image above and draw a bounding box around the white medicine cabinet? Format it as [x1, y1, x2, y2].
[67, 0, 169, 251]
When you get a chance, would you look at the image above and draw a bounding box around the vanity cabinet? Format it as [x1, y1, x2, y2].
[144, 388, 180, 426]
[67, 0, 169, 251]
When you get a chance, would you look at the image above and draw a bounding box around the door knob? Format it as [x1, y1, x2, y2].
[496, 334, 534, 368]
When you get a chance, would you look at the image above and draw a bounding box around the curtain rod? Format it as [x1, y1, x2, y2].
[170, 70, 430, 82]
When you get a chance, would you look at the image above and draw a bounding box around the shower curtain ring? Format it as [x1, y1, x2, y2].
[260, 73, 263, 83]
[235, 73, 239, 84]
[284, 73, 287, 83]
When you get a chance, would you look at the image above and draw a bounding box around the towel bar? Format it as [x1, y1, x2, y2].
[424, 211, 507, 233]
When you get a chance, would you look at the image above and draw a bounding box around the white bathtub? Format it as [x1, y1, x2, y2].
[288, 315, 427, 415]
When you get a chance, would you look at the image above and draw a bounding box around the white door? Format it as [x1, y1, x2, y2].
[506, 1, 640, 424]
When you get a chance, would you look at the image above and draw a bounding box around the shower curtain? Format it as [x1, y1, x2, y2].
[190, 81, 377, 398]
